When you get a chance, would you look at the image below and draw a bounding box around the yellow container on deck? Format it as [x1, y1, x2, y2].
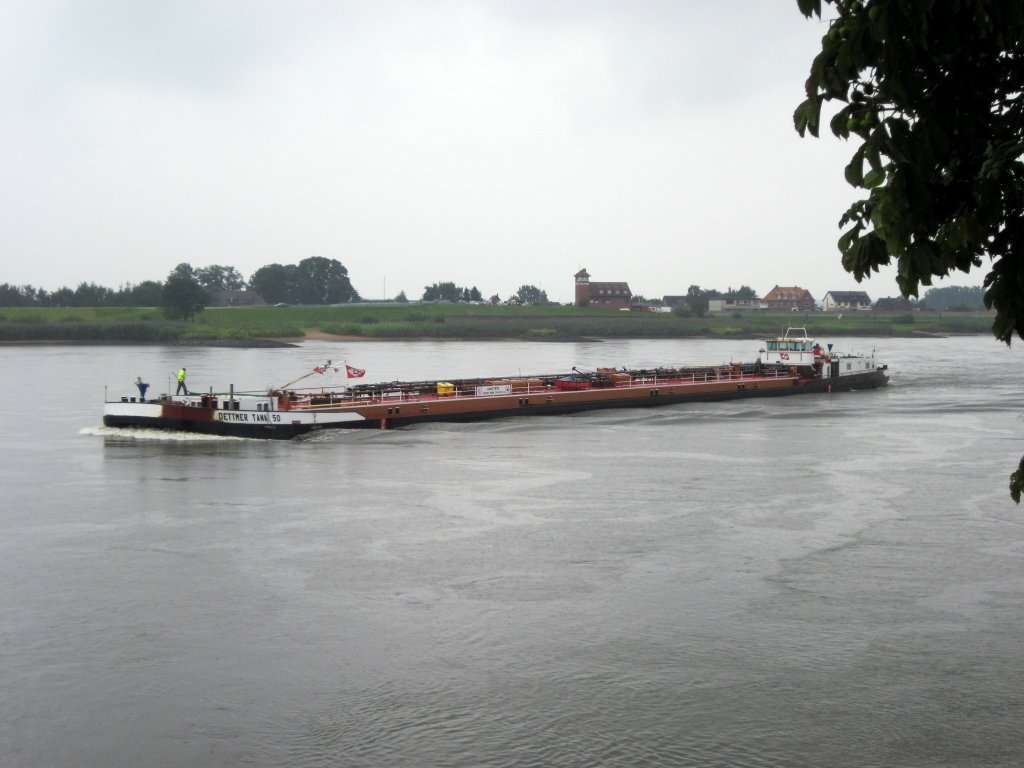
[437, 382, 455, 397]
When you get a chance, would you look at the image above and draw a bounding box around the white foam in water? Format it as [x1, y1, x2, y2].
[79, 425, 245, 441]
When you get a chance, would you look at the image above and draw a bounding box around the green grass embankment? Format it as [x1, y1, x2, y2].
[0, 304, 995, 343]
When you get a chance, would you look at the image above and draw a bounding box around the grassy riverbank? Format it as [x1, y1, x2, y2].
[0, 304, 995, 343]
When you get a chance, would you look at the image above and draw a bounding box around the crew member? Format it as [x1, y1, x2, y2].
[135, 377, 149, 400]
[176, 367, 187, 395]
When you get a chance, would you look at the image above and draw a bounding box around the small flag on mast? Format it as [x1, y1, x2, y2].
[345, 363, 365, 379]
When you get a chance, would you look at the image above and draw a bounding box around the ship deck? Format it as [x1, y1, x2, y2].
[278, 365, 799, 412]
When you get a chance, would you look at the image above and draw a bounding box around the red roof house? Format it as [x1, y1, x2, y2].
[762, 285, 816, 312]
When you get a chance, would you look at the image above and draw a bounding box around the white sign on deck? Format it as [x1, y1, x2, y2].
[475, 384, 512, 396]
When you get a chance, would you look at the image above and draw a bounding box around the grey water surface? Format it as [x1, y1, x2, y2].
[2, 336, 1023, 767]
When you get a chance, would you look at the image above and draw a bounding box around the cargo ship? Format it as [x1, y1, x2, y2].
[102, 329, 888, 440]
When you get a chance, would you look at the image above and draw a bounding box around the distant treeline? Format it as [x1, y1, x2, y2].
[0, 280, 164, 308]
[0, 260, 987, 314]
[917, 285, 986, 312]
[0, 257, 358, 308]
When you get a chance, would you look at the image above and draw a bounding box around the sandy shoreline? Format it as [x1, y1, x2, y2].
[291, 329, 365, 342]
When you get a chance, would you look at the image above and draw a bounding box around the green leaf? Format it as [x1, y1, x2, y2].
[910, 242, 938, 278]
[869, 196, 887, 237]
[886, 119, 914, 164]
[794, 102, 809, 136]
[844, 147, 866, 186]
[843, 231, 891, 280]
[864, 167, 886, 188]
[830, 105, 854, 139]
[1010, 455, 1024, 504]
[865, 131, 884, 171]
[794, 97, 823, 138]
[836, 37, 856, 81]
[796, 0, 822, 18]
[867, 230, 890, 267]
[838, 220, 864, 254]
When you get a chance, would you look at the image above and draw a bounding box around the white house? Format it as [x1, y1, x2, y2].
[822, 291, 872, 311]
[708, 296, 762, 313]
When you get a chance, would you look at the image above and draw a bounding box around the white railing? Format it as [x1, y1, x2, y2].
[282, 366, 796, 409]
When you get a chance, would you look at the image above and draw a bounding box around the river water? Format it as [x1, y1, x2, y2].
[2, 336, 1023, 767]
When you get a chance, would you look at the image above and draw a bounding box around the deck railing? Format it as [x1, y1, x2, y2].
[276, 365, 796, 410]
[154, 364, 801, 412]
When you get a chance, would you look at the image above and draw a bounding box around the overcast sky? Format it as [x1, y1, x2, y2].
[0, 1, 982, 304]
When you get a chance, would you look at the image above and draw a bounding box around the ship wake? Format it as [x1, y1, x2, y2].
[80, 425, 246, 442]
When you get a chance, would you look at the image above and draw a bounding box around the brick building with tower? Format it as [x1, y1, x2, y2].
[574, 269, 632, 309]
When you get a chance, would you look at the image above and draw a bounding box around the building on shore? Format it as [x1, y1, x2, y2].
[762, 286, 816, 312]
[822, 290, 872, 312]
[708, 294, 761, 313]
[574, 269, 632, 308]
[216, 290, 265, 307]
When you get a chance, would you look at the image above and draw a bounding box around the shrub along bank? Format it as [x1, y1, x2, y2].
[0, 304, 994, 343]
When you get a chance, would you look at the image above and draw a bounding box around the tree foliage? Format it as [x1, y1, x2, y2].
[2, 256, 360, 308]
[196, 264, 246, 295]
[249, 258, 358, 305]
[160, 263, 208, 320]
[631, 295, 664, 306]
[0, 280, 165, 307]
[0, 284, 41, 306]
[422, 282, 482, 302]
[920, 285, 986, 311]
[128, 280, 165, 306]
[514, 285, 548, 305]
[422, 282, 456, 302]
[294, 256, 358, 304]
[71, 282, 110, 306]
[795, 0, 1024, 499]
[795, 0, 1024, 340]
[249, 263, 297, 305]
[676, 284, 721, 318]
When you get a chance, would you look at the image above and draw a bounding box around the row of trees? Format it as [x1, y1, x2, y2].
[159, 257, 359, 319]
[421, 282, 484, 303]
[0, 281, 164, 308]
[1, 264, 552, 310]
[670, 285, 757, 317]
[417, 283, 551, 305]
[0, 257, 360, 315]
[0, 263, 253, 309]
[918, 286, 986, 313]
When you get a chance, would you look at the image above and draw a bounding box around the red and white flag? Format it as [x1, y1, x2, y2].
[345, 363, 365, 379]
[313, 360, 338, 375]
